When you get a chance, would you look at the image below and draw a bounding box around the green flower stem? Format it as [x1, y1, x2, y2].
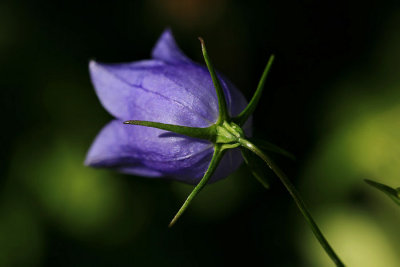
[234, 54, 275, 126]
[169, 145, 225, 227]
[239, 138, 345, 267]
[199, 37, 229, 123]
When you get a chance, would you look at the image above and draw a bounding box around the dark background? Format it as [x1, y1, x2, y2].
[1, 0, 400, 266]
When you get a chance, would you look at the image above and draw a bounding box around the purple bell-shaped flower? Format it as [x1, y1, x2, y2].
[85, 29, 345, 266]
[85, 29, 250, 184]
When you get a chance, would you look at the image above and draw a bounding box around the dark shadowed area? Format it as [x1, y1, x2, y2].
[1, 0, 399, 266]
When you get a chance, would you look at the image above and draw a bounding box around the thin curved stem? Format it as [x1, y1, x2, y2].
[365, 179, 400, 206]
[239, 138, 345, 267]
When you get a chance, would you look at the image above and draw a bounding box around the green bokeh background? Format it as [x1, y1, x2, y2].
[1, 0, 400, 266]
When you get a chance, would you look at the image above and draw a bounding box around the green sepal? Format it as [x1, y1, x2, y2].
[169, 145, 226, 227]
[365, 179, 400, 206]
[199, 37, 229, 123]
[250, 137, 295, 160]
[124, 120, 216, 141]
[241, 147, 271, 189]
[234, 54, 275, 126]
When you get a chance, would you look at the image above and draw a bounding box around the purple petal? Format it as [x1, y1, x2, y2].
[151, 28, 192, 65]
[85, 120, 217, 183]
[89, 59, 218, 126]
[90, 61, 239, 126]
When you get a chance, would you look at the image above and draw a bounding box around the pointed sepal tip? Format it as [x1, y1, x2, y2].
[198, 37, 229, 122]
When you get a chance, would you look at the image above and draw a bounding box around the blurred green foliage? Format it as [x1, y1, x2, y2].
[1, 0, 400, 266]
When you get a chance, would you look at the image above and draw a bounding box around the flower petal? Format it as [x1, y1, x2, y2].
[89, 29, 249, 127]
[90, 59, 249, 126]
[85, 120, 217, 183]
[151, 28, 192, 65]
[89, 60, 217, 125]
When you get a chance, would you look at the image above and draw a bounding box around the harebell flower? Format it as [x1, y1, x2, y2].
[86, 29, 345, 266]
